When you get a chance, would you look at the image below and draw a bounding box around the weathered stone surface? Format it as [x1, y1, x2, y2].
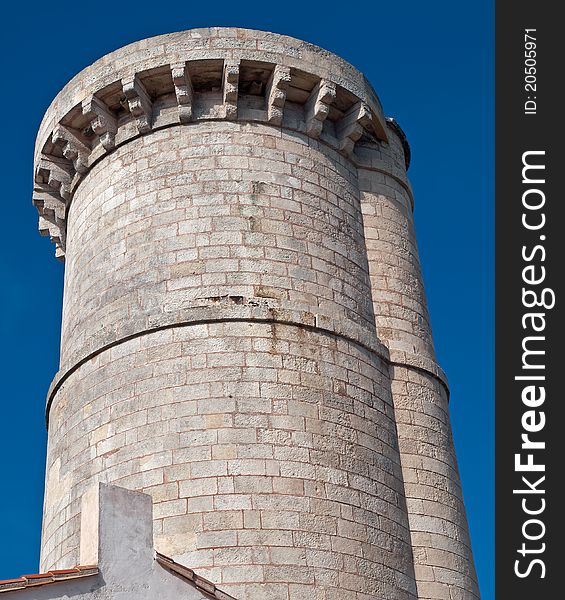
[31, 27, 479, 600]
[360, 124, 480, 599]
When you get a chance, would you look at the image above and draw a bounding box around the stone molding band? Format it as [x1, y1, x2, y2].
[389, 349, 450, 397]
[356, 160, 414, 210]
[46, 297, 449, 427]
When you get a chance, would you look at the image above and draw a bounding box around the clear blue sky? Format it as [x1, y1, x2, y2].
[0, 1, 493, 597]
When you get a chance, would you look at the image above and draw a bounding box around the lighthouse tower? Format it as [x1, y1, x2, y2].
[32, 28, 479, 600]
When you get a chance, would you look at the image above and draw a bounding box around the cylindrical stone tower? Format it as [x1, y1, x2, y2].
[33, 28, 479, 600]
[357, 130, 480, 599]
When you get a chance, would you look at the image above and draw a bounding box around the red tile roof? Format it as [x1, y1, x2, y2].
[0, 557, 236, 599]
[0, 566, 98, 594]
[155, 553, 237, 600]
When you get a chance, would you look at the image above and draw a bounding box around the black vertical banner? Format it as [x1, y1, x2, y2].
[496, 2, 564, 599]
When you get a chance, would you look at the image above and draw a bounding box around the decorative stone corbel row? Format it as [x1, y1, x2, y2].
[52, 125, 90, 175]
[34, 58, 390, 260]
[265, 65, 291, 126]
[35, 155, 74, 202]
[33, 189, 66, 259]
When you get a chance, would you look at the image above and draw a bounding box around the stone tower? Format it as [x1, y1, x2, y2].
[33, 28, 479, 600]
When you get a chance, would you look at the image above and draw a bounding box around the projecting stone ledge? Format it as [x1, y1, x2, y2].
[0, 484, 235, 600]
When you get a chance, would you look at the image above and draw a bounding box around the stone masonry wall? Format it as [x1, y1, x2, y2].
[59, 122, 375, 369]
[359, 129, 480, 599]
[42, 121, 418, 599]
[44, 324, 416, 600]
[392, 367, 480, 600]
[34, 27, 480, 600]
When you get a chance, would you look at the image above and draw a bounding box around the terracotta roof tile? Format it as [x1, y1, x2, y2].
[155, 553, 237, 600]
[0, 557, 232, 597]
[0, 566, 98, 594]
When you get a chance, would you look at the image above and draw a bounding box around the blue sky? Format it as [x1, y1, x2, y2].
[0, 1, 493, 597]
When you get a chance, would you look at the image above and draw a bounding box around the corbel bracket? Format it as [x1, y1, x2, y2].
[222, 60, 240, 120]
[266, 65, 291, 126]
[171, 62, 194, 124]
[336, 101, 373, 156]
[82, 96, 118, 151]
[305, 79, 336, 138]
[122, 74, 153, 134]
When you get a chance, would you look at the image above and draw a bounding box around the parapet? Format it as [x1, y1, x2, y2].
[33, 27, 393, 260]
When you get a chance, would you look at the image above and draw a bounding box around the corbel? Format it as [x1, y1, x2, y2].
[265, 65, 291, 126]
[305, 79, 336, 138]
[82, 95, 118, 151]
[336, 101, 373, 156]
[171, 62, 193, 124]
[33, 189, 67, 261]
[52, 124, 91, 175]
[122, 74, 153, 134]
[35, 155, 74, 202]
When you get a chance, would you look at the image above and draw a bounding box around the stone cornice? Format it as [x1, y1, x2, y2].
[33, 28, 400, 260]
